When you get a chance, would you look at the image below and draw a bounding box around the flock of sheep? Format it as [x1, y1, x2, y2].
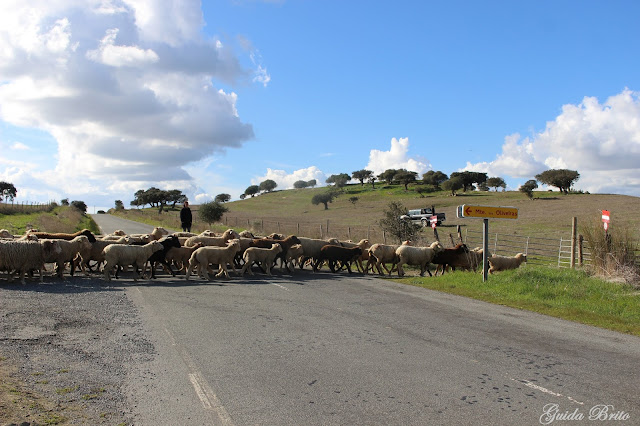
[0, 226, 527, 284]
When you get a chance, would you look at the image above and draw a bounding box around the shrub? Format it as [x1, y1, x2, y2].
[378, 201, 421, 244]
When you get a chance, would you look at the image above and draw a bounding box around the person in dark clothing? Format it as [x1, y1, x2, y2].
[180, 201, 192, 232]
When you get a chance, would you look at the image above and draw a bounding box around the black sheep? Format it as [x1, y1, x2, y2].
[146, 235, 182, 278]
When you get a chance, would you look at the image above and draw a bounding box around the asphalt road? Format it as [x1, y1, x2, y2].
[91, 214, 640, 425]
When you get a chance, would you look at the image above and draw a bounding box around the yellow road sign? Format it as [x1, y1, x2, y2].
[458, 204, 518, 219]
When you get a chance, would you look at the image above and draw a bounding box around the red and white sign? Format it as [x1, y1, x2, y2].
[602, 210, 610, 231]
[430, 216, 438, 229]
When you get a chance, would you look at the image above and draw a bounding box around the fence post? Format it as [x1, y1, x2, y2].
[570, 217, 577, 268]
[320, 224, 324, 239]
[348, 227, 351, 240]
[578, 234, 584, 266]
[457, 225, 462, 243]
[326, 220, 330, 237]
[297, 222, 300, 235]
[383, 230, 386, 244]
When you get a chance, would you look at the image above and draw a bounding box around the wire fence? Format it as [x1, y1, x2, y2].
[0, 201, 57, 215]
[462, 229, 593, 267]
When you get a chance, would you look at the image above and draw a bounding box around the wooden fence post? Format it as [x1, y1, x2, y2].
[578, 234, 584, 266]
[570, 217, 577, 269]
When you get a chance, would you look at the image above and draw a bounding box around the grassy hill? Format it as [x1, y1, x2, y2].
[221, 183, 640, 240]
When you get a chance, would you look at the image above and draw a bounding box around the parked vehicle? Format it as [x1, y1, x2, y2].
[400, 207, 446, 227]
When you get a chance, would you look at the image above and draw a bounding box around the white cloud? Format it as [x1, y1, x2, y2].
[0, 1, 263, 206]
[10, 142, 31, 151]
[464, 89, 640, 195]
[365, 137, 430, 175]
[86, 28, 159, 67]
[252, 166, 325, 190]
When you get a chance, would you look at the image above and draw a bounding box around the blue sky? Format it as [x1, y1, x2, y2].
[1, 0, 640, 212]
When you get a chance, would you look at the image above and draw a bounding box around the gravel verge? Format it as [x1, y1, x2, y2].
[0, 276, 155, 425]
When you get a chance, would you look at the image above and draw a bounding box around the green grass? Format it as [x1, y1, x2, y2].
[0, 206, 100, 235]
[395, 266, 640, 336]
[110, 184, 640, 242]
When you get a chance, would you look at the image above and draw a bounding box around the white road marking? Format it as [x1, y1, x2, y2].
[511, 377, 584, 405]
[271, 282, 290, 291]
[135, 287, 234, 424]
[162, 326, 235, 424]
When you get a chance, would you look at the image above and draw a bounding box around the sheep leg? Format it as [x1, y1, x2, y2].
[215, 264, 230, 279]
[346, 262, 353, 274]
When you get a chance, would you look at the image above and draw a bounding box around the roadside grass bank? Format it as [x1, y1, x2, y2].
[394, 266, 640, 337]
[0, 206, 100, 236]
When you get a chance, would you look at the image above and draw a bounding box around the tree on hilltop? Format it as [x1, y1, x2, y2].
[259, 179, 278, 193]
[535, 169, 580, 194]
[393, 169, 418, 190]
[215, 193, 231, 203]
[244, 185, 260, 197]
[326, 173, 351, 188]
[450, 171, 487, 192]
[442, 176, 464, 196]
[486, 177, 506, 192]
[378, 169, 398, 185]
[422, 171, 448, 190]
[0, 181, 17, 202]
[352, 169, 373, 186]
[519, 179, 538, 200]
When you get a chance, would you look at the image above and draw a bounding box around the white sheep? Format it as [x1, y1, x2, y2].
[238, 230, 256, 238]
[240, 243, 283, 276]
[395, 241, 443, 277]
[366, 243, 400, 275]
[186, 239, 241, 280]
[123, 234, 152, 244]
[42, 235, 93, 278]
[164, 242, 204, 273]
[80, 236, 130, 273]
[184, 229, 240, 248]
[171, 231, 197, 238]
[488, 253, 527, 274]
[284, 244, 304, 272]
[102, 240, 164, 282]
[129, 227, 167, 241]
[0, 240, 61, 284]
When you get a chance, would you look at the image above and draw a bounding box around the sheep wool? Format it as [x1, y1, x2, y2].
[0, 239, 61, 284]
[488, 253, 527, 274]
[102, 240, 163, 282]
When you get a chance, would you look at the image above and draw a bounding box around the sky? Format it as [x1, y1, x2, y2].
[1, 0, 640, 212]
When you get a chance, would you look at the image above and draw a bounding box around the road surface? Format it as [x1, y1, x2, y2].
[90, 214, 640, 425]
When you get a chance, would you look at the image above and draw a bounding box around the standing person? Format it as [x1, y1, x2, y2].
[180, 201, 193, 232]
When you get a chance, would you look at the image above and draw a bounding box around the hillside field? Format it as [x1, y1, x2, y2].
[197, 184, 640, 241]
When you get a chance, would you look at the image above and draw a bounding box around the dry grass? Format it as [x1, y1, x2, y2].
[581, 219, 640, 287]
